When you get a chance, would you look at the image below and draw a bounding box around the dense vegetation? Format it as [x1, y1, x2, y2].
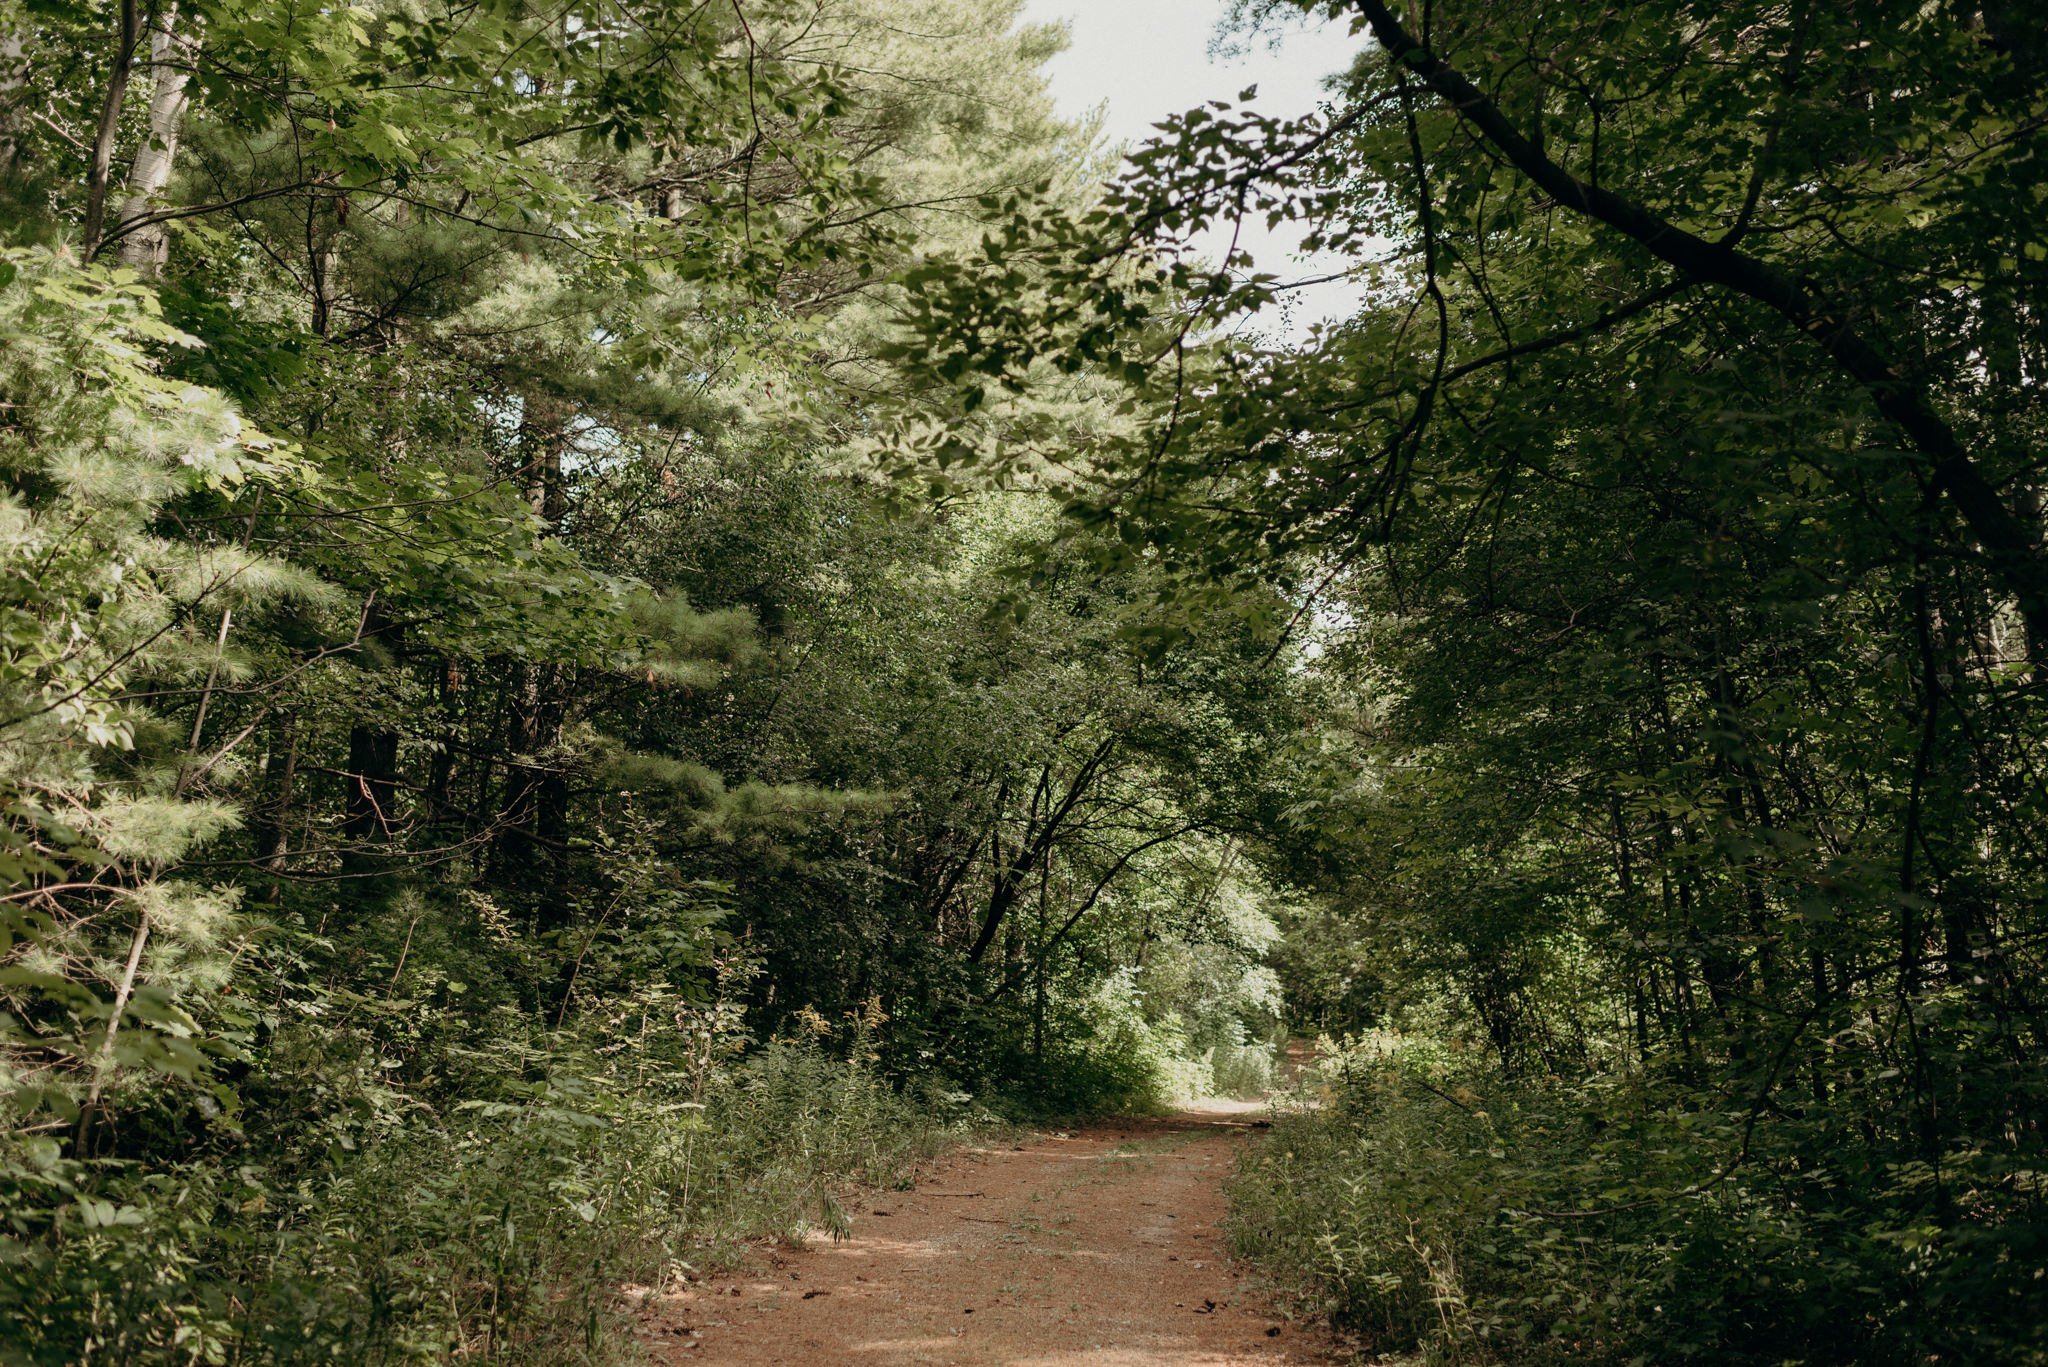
[2, 0, 2045, 1364]
[0, 3, 1306, 1359]
[891, 0, 2048, 1363]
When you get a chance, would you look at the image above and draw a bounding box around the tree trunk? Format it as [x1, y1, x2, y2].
[0, 12, 31, 187]
[425, 659, 460, 833]
[491, 399, 570, 900]
[493, 662, 560, 897]
[522, 395, 569, 528]
[263, 717, 298, 900]
[114, 4, 199, 275]
[343, 728, 400, 853]
[80, 0, 139, 259]
[308, 210, 339, 337]
[341, 605, 403, 879]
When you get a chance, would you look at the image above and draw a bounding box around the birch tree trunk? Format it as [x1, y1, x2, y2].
[114, 4, 199, 275]
[0, 11, 30, 186]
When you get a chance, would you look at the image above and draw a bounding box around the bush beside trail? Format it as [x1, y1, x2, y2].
[1227, 1036, 2048, 1367]
[4, 1006, 987, 1366]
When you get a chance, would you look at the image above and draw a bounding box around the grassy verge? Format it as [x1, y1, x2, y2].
[2, 1026, 994, 1366]
[1224, 1031, 2048, 1367]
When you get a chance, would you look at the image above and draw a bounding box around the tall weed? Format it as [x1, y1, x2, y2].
[1226, 1033, 2048, 1366]
[1226, 1034, 1715, 1364]
[0, 1012, 986, 1366]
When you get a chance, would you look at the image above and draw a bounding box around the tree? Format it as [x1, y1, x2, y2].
[882, 1, 2048, 1360]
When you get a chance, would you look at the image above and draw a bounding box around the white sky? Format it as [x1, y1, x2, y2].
[1018, 0, 1369, 338]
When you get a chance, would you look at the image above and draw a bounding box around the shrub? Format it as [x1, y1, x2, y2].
[1226, 1033, 2048, 1367]
[1207, 1033, 1281, 1101]
[0, 1010, 988, 1366]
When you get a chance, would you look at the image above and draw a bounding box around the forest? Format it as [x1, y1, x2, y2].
[0, 0, 2043, 1363]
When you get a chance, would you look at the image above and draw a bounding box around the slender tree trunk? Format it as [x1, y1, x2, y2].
[2021, 484, 2045, 666]
[341, 604, 403, 880]
[524, 396, 568, 527]
[113, 4, 197, 274]
[81, 0, 139, 259]
[494, 661, 546, 881]
[308, 201, 339, 337]
[1611, 795, 1652, 1066]
[1032, 865, 1048, 1063]
[425, 659, 460, 833]
[494, 400, 569, 897]
[535, 665, 568, 858]
[77, 900, 150, 1152]
[265, 716, 298, 901]
[662, 139, 685, 221]
[0, 12, 31, 187]
[343, 728, 399, 848]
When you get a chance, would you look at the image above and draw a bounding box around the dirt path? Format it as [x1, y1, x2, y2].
[636, 1102, 1339, 1366]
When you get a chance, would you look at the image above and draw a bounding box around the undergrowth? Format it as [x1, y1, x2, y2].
[1225, 1033, 2048, 1367]
[1, 1004, 989, 1366]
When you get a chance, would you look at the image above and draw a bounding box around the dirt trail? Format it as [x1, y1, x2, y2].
[636, 1101, 1339, 1366]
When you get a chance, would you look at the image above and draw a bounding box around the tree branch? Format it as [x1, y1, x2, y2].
[1350, 0, 2048, 649]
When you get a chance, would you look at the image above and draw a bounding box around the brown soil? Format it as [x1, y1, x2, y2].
[633, 1102, 1342, 1367]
